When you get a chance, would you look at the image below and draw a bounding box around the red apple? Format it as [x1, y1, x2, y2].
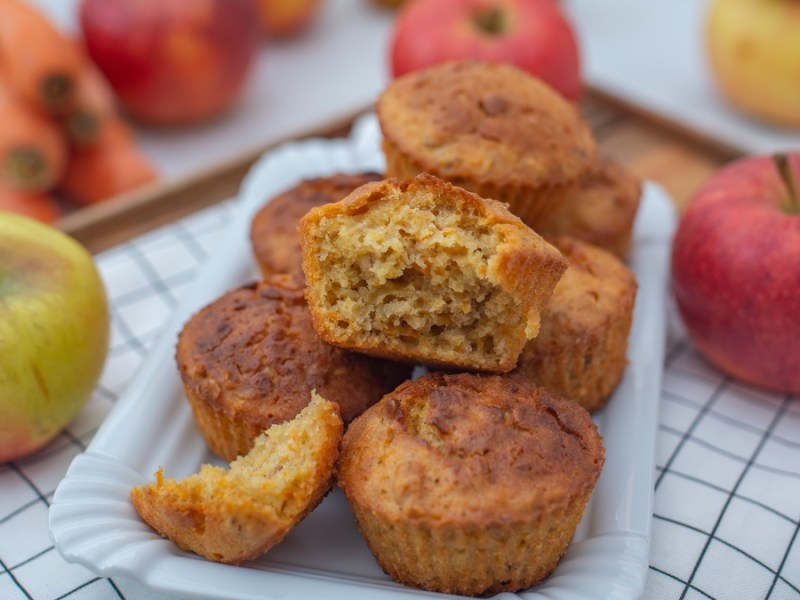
[671, 153, 800, 395]
[389, 0, 581, 101]
[78, 0, 259, 126]
[254, 0, 322, 38]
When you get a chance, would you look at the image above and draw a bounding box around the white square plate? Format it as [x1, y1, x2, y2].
[50, 114, 677, 600]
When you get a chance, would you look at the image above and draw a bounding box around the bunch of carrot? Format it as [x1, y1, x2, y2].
[0, 0, 157, 224]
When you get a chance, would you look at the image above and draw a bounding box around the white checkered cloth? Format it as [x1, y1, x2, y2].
[0, 201, 798, 600]
[647, 308, 800, 600]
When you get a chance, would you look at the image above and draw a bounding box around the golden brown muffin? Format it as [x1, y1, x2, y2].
[338, 372, 605, 596]
[537, 157, 642, 259]
[377, 59, 596, 228]
[249, 172, 383, 279]
[131, 393, 342, 564]
[298, 173, 568, 373]
[514, 236, 638, 412]
[175, 275, 411, 461]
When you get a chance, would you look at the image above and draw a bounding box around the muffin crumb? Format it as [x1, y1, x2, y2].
[131, 393, 343, 564]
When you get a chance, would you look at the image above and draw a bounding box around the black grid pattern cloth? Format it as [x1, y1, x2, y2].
[0, 200, 798, 600]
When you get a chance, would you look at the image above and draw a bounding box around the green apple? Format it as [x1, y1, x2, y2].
[706, 0, 800, 128]
[0, 212, 109, 462]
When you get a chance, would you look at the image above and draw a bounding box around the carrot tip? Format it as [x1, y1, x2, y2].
[3, 148, 49, 189]
[41, 73, 75, 110]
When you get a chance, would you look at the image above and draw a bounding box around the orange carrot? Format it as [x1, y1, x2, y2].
[0, 184, 61, 224]
[60, 119, 157, 206]
[0, 79, 67, 191]
[62, 64, 117, 147]
[0, 0, 83, 114]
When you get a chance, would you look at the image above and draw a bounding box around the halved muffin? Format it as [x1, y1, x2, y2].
[298, 173, 567, 373]
[130, 393, 342, 564]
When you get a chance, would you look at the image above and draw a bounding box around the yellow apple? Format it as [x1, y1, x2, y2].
[0, 212, 109, 462]
[706, 0, 800, 128]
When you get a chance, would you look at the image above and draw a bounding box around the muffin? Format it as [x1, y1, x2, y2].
[131, 393, 343, 564]
[298, 173, 568, 373]
[537, 157, 642, 259]
[175, 274, 411, 461]
[514, 236, 638, 412]
[249, 172, 383, 278]
[338, 372, 605, 596]
[376, 59, 596, 228]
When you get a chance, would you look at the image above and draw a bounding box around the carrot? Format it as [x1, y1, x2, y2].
[0, 79, 67, 191]
[60, 119, 157, 206]
[0, 0, 83, 115]
[0, 184, 61, 224]
[61, 64, 117, 147]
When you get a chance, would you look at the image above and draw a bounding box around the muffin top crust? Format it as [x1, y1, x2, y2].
[377, 60, 596, 188]
[339, 372, 605, 526]
[176, 275, 410, 426]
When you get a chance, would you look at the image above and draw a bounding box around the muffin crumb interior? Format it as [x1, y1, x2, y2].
[185, 392, 334, 513]
[310, 186, 523, 363]
[130, 393, 342, 563]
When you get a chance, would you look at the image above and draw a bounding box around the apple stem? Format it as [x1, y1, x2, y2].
[774, 153, 800, 215]
[473, 6, 506, 36]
